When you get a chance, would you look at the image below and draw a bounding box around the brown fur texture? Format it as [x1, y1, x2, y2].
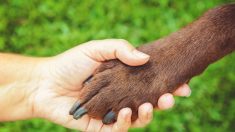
[71, 3, 235, 123]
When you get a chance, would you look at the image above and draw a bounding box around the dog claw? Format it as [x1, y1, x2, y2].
[69, 101, 81, 115]
[84, 75, 93, 84]
[102, 111, 116, 124]
[73, 107, 87, 119]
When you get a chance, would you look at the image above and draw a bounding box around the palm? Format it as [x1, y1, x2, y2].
[33, 50, 103, 130]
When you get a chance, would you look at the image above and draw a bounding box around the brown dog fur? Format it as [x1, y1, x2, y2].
[73, 3, 235, 123]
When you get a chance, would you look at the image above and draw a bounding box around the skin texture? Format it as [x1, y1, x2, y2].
[70, 3, 235, 124]
[0, 40, 191, 132]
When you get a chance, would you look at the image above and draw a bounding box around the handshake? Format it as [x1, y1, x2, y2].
[68, 3, 235, 127]
[0, 3, 234, 132]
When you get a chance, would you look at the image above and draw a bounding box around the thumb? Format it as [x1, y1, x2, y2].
[78, 39, 150, 66]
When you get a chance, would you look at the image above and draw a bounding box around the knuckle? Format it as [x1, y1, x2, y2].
[118, 39, 128, 43]
[118, 39, 130, 46]
[87, 40, 96, 44]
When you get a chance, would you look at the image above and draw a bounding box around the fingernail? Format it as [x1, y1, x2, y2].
[133, 50, 150, 59]
[186, 89, 191, 97]
[147, 109, 152, 120]
[166, 95, 175, 108]
[147, 107, 152, 114]
[103, 111, 116, 124]
[145, 105, 152, 119]
[73, 107, 87, 119]
[122, 109, 131, 121]
[160, 94, 174, 109]
[84, 75, 93, 84]
[69, 101, 81, 115]
[182, 84, 191, 97]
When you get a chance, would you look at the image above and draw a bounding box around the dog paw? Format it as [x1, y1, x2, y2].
[69, 60, 170, 124]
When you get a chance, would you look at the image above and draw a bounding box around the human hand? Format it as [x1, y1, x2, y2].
[67, 39, 193, 125]
[29, 39, 191, 131]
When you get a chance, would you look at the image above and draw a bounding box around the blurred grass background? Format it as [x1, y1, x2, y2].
[0, 0, 235, 131]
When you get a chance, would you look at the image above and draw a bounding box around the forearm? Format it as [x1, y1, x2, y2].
[0, 53, 44, 121]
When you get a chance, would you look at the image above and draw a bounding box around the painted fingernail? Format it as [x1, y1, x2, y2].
[69, 101, 81, 115]
[73, 107, 87, 119]
[102, 111, 116, 124]
[133, 50, 150, 59]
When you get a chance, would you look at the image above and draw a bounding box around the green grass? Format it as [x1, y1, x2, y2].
[0, 0, 234, 131]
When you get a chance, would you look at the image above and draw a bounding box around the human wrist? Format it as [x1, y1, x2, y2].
[0, 53, 46, 84]
[0, 80, 36, 121]
[0, 55, 50, 121]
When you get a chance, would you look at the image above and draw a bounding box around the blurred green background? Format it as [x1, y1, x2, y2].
[0, 0, 235, 131]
